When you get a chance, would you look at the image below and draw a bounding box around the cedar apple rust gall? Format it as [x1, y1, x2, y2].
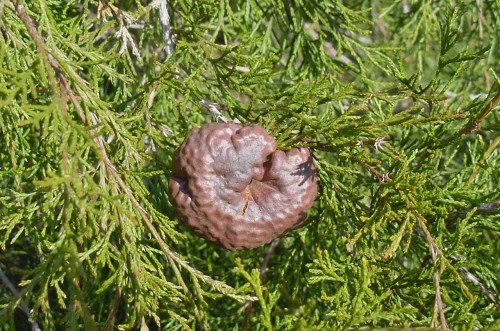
[168, 123, 317, 250]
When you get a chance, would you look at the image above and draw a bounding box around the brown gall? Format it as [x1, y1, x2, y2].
[168, 123, 318, 250]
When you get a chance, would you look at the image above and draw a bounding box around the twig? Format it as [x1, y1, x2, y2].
[259, 239, 280, 280]
[103, 286, 122, 331]
[304, 22, 353, 65]
[458, 267, 499, 308]
[154, 0, 175, 58]
[152, 1, 231, 122]
[200, 99, 230, 123]
[13, 1, 87, 123]
[0, 266, 19, 299]
[416, 218, 449, 330]
[422, 88, 500, 163]
[457, 89, 500, 136]
[439, 89, 500, 147]
[97, 0, 141, 59]
[447, 199, 500, 219]
[354, 157, 392, 183]
[396, 187, 451, 330]
[0, 265, 41, 331]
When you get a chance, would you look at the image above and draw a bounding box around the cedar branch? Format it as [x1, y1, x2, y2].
[12, 0, 246, 309]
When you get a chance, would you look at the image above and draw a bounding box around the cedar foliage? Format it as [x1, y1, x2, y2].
[1, 0, 499, 330]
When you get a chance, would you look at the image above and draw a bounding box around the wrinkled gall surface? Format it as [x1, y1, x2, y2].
[168, 123, 318, 250]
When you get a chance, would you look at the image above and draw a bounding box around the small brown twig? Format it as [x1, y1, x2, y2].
[416, 218, 449, 330]
[259, 239, 281, 281]
[439, 89, 500, 148]
[459, 266, 499, 309]
[457, 89, 500, 137]
[447, 199, 500, 219]
[103, 286, 122, 331]
[0, 265, 41, 331]
[396, 187, 450, 330]
[13, 1, 88, 123]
